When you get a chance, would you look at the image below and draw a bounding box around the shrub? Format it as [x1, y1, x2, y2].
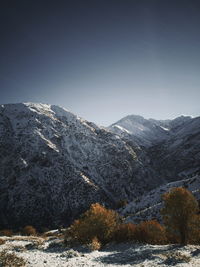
[165, 231, 180, 244]
[0, 229, 13, 237]
[134, 220, 166, 244]
[113, 223, 136, 243]
[161, 187, 199, 245]
[0, 238, 5, 245]
[22, 225, 37, 236]
[163, 251, 191, 265]
[65, 203, 120, 245]
[188, 214, 200, 244]
[88, 237, 101, 251]
[0, 250, 26, 266]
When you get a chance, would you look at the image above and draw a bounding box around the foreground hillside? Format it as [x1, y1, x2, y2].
[1, 234, 200, 266]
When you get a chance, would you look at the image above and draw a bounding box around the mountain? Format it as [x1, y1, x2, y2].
[121, 174, 200, 224]
[0, 103, 157, 229]
[109, 115, 171, 147]
[109, 114, 200, 181]
[0, 103, 199, 229]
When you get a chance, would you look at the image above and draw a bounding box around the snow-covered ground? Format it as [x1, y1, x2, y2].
[1, 235, 200, 266]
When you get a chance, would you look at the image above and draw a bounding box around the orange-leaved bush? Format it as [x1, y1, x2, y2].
[65, 203, 120, 245]
[22, 225, 37, 236]
[113, 223, 136, 243]
[186, 214, 200, 244]
[161, 187, 199, 245]
[134, 220, 166, 244]
[88, 236, 101, 251]
[0, 229, 13, 237]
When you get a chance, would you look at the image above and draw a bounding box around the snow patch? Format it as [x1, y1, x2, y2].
[113, 125, 131, 134]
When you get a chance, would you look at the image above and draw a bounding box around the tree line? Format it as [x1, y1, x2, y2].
[65, 187, 200, 248]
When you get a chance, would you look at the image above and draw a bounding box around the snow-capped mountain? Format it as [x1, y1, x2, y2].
[109, 115, 171, 147]
[109, 114, 195, 147]
[0, 103, 156, 229]
[110, 114, 200, 181]
[109, 113, 200, 223]
[0, 103, 199, 229]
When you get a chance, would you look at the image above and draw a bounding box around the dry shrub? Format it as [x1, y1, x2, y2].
[188, 214, 200, 244]
[113, 223, 136, 243]
[0, 250, 26, 266]
[65, 203, 120, 245]
[163, 251, 191, 264]
[134, 220, 166, 244]
[161, 187, 198, 245]
[0, 229, 13, 237]
[88, 237, 101, 251]
[165, 231, 180, 244]
[166, 214, 200, 245]
[0, 238, 5, 245]
[22, 225, 37, 236]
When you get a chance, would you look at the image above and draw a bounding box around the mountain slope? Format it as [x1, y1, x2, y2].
[0, 103, 155, 229]
[110, 114, 200, 181]
[109, 115, 171, 147]
[122, 174, 200, 224]
[0, 104, 199, 229]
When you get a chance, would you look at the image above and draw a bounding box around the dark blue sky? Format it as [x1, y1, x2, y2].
[1, 0, 200, 125]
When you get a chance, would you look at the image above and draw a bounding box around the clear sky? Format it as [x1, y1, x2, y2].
[1, 0, 200, 125]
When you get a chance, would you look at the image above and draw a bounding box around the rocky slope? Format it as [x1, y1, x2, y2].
[122, 174, 200, 224]
[0, 103, 199, 229]
[109, 115, 170, 147]
[110, 114, 200, 182]
[0, 103, 156, 229]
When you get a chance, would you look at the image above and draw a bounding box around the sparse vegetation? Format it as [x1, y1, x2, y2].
[22, 225, 37, 236]
[65, 203, 120, 245]
[0, 238, 5, 245]
[134, 220, 167, 244]
[0, 250, 26, 266]
[163, 251, 191, 264]
[87, 237, 101, 251]
[0, 230, 13, 237]
[113, 223, 136, 243]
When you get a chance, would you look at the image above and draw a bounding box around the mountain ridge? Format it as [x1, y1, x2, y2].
[0, 102, 199, 229]
[0, 103, 153, 229]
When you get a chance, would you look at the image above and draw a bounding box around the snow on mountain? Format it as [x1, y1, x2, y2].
[0, 103, 157, 229]
[110, 114, 200, 180]
[0, 103, 199, 229]
[122, 174, 200, 224]
[109, 115, 170, 147]
[148, 116, 200, 181]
